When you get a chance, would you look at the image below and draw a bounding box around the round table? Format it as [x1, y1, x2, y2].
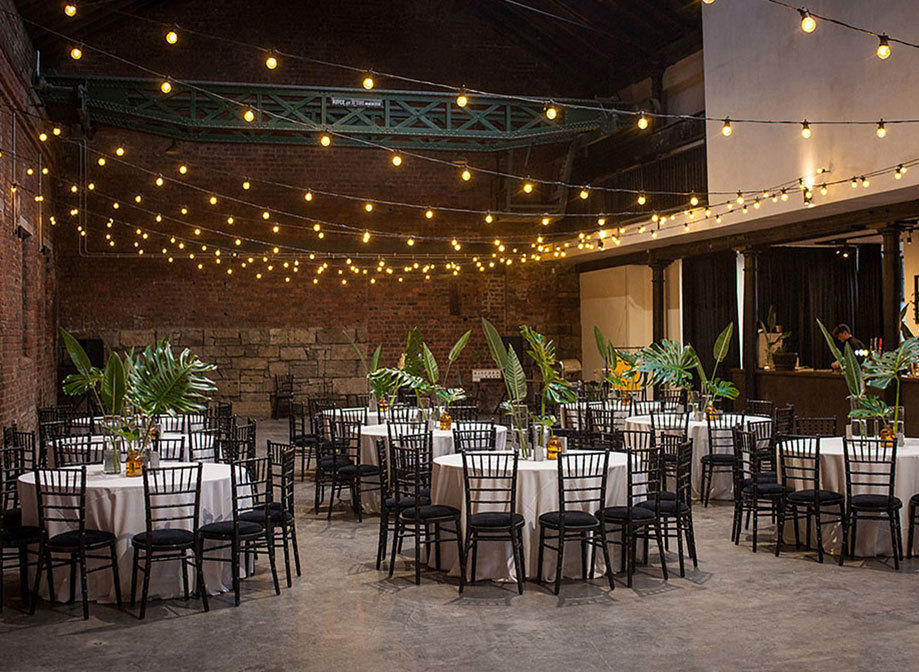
[18, 463, 235, 604]
[780, 437, 919, 558]
[430, 452, 629, 582]
[625, 413, 770, 501]
[358, 423, 508, 513]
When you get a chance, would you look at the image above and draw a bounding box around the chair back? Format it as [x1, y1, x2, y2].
[745, 399, 775, 418]
[142, 464, 203, 537]
[276, 374, 294, 396]
[330, 419, 363, 464]
[231, 456, 272, 520]
[659, 434, 693, 506]
[289, 401, 310, 443]
[453, 424, 497, 452]
[34, 467, 88, 539]
[561, 402, 586, 431]
[391, 432, 434, 505]
[707, 413, 745, 457]
[731, 427, 769, 500]
[461, 450, 518, 522]
[267, 441, 296, 516]
[450, 403, 479, 422]
[386, 420, 427, 447]
[339, 407, 368, 425]
[748, 417, 775, 469]
[157, 414, 186, 434]
[556, 450, 609, 523]
[0, 441, 26, 513]
[154, 436, 186, 462]
[218, 437, 255, 463]
[776, 435, 821, 493]
[843, 437, 896, 502]
[650, 411, 689, 441]
[773, 405, 795, 435]
[189, 428, 219, 463]
[389, 404, 420, 423]
[630, 400, 659, 417]
[795, 416, 837, 437]
[586, 406, 619, 447]
[659, 387, 687, 413]
[3, 425, 36, 472]
[621, 437, 663, 512]
[346, 393, 371, 408]
[53, 434, 105, 466]
[374, 438, 391, 499]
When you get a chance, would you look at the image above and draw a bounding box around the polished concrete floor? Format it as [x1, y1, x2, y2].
[3, 419, 919, 671]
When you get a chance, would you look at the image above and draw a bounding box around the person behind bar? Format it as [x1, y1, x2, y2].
[830, 323, 867, 370]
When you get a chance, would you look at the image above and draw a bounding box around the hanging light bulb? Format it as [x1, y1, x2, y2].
[70, 45, 82, 60]
[523, 181, 534, 194]
[178, 164, 188, 174]
[895, 165, 906, 179]
[265, 53, 278, 70]
[304, 191, 313, 201]
[456, 92, 468, 107]
[319, 134, 331, 147]
[736, 191, 745, 204]
[406, 237, 415, 246]
[391, 154, 402, 167]
[820, 184, 828, 195]
[64, 4, 77, 16]
[579, 188, 589, 200]
[722, 118, 732, 136]
[242, 179, 251, 190]
[485, 213, 494, 224]
[637, 113, 649, 130]
[544, 104, 558, 120]
[364, 202, 373, 213]
[362, 231, 371, 243]
[165, 29, 178, 45]
[861, 176, 870, 188]
[425, 209, 434, 219]
[461, 167, 472, 181]
[877, 34, 891, 59]
[877, 120, 887, 138]
[243, 108, 256, 122]
[851, 177, 858, 188]
[799, 9, 817, 33]
[780, 188, 789, 201]
[97, 157, 106, 166]
[160, 79, 172, 94]
[637, 193, 647, 205]
[690, 194, 700, 206]
[801, 120, 811, 139]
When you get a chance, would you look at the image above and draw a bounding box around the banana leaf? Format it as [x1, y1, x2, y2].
[422, 343, 440, 385]
[448, 330, 471, 363]
[481, 318, 508, 369]
[100, 352, 126, 416]
[712, 322, 734, 365]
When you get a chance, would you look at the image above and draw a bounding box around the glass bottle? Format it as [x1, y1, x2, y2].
[439, 410, 452, 431]
[546, 435, 562, 460]
[125, 446, 144, 477]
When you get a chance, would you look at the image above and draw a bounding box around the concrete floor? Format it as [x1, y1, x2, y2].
[3, 419, 919, 671]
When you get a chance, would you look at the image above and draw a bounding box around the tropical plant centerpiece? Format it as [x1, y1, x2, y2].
[817, 318, 868, 435]
[521, 325, 576, 459]
[60, 329, 217, 475]
[854, 336, 919, 443]
[758, 306, 791, 370]
[481, 318, 531, 458]
[695, 323, 739, 418]
[594, 326, 642, 403]
[637, 339, 698, 414]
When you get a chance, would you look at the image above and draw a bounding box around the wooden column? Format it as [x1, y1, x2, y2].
[742, 249, 760, 404]
[650, 259, 672, 344]
[881, 225, 903, 352]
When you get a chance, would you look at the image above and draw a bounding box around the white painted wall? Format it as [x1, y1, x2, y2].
[617, 51, 705, 116]
[579, 263, 681, 380]
[704, 0, 919, 220]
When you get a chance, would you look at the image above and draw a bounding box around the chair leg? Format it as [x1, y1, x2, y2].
[553, 530, 566, 596]
[266, 529, 281, 595]
[69, 555, 77, 604]
[815, 508, 825, 564]
[850, 513, 859, 560]
[281, 522, 292, 588]
[376, 508, 389, 570]
[675, 515, 686, 577]
[752, 499, 759, 553]
[654, 524, 668, 580]
[580, 534, 588, 580]
[130, 546, 139, 608]
[78, 550, 89, 620]
[231, 537, 241, 606]
[838, 506, 848, 567]
[888, 512, 901, 570]
[471, 531, 478, 584]
[110, 544, 122, 609]
[775, 500, 786, 558]
[290, 521, 302, 577]
[414, 524, 422, 585]
[29, 546, 46, 615]
[908, 502, 916, 559]
[599, 526, 615, 591]
[456, 522, 467, 594]
[313, 470, 322, 515]
[197, 538, 209, 612]
[536, 526, 545, 585]
[687, 512, 699, 567]
[510, 527, 525, 594]
[388, 519, 401, 578]
[181, 551, 190, 601]
[139, 549, 153, 619]
[327, 474, 339, 520]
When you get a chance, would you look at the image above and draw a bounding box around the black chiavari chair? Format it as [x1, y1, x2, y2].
[453, 424, 497, 452]
[658, 387, 687, 413]
[586, 407, 619, 450]
[795, 416, 838, 437]
[248, 442, 301, 587]
[749, 417, 776, 475]
[157, 414, 186, 434]
[745, 399, 775, 418]
[731, 428, 790, 554]
[773, 405, 795, 436]
[326, 420, 380, 521]
[390, 404, 420, 423]
[598, 431, 668, 588]
[777, 435, 845, 563]
[0, 440, 40, 611]
[538, 449, 613, 594]
[460, 450, 525, 594]
[389, 432, 463, 585]
[217, 437, 255, 463]
[154, 436, 186, 462]
[701, 413, 746, 507]
[199, 457, 281, 607]
[289, 401, 319, 479]
[450, 403, 479, 422]
[130, 464, 204, 618]
[842, 437, 903, 568]
[630, 400, 659, 417]
[188, 428, 219, 463]
[52, 434, 105, 466]
[4, 425, 38, 471]
[30, 467, 122, 620]
[650, 411, 690, 442]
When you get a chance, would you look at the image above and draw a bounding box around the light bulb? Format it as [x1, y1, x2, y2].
[319, 134, 331, 147]
[242, 180, 250, 190]
[801, 121, 811, 139]
[877, 35, 891, 59]
[165, 30, 178, 45]
[244, 108, 255, 122]
[861, 176, 870, 188]
[781, 189, 788, 201]
[52, 127, 61, 136]
[456, 93, 468, 107]
[800, 9, 816, 33]
[579, 188, 589, 200]
[265, 54, 278, 70]
[304, 191, 313, 201]
[637, 193, 647, 205]
[115, 146, 125, 156]
[160, 80, 172, 94]
[364, 202, 373, 212]
[425, 209, 434, 219]
[39, 132, 48, 142]
[461, 168, 472, 181]
[485, 214, 493, 224]
[407, 238, 415, 246]
[722, 118, 732, 136]
[70, 46, 82, 60]
[523, 181, 534, 194]
[209, 195, 218, 204]
[363, 231, 371, 243]
[637, 113, 649, 130]
[362, 75, 374, 89]
[545, 105, 558, 120]
[877, 120, 886, 138]
[64, 4, 77, 16]
[391, 154, 402, 167]
[690, 194, 699, 206]
[736, 191, 744, 204]
[97, 157, 106, 166]
[895, 165, 906, 179]
[820, 184, 828, 195]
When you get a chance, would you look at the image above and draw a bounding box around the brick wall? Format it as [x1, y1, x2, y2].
[0, 0, 59, 431]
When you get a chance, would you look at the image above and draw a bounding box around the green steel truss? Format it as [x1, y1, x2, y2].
[39, 75, 626, 150]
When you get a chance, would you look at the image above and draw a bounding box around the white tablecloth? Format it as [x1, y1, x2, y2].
[358, 423, 508, 513]
[625, 414, 769, 501]
[430, 453, 629, 582]
[18, 463, 235, 604]
[780, 437, 919, 557]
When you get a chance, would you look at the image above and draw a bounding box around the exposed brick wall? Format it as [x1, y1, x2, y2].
[0, 0, 59, 431]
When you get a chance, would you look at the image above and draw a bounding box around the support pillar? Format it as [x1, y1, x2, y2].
[742, 249, 760, 404]
[881, 225, 903, 352]
[650, 259, 672, 344]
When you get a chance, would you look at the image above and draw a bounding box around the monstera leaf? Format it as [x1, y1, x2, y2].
[127, 341, 217, 417]
[637, 339, 698, 390]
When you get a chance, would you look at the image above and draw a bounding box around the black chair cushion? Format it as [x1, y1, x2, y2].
[240, 508, 294, 524]
[47, 529, 117, 550]
[598, 506, 655, 522]
[742, 482, 790, 497]
[335, 464, 380, 477]
[384, 495, 429, 510]
[199, 520, 264, 538]
[701, 453, 735, 465]
[639, 491, 677, 503]
[636, 499, 691, 515]
[742, 473, 778, 489]
[539, 510, 599, 528]
[2, 524, 41, 546]
[291, 434, 318, 446]
[319, 455, 353, 469]
[2, 507, 23, 530]
[469, 511, 525, 528]
[851, 494, 902, 510]
[132, 528, 195, 548]
[787, 489, 843, 504]
[399, 505, 460, 521]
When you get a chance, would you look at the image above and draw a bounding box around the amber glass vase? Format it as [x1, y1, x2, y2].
[546, 435, 562, 460]
[439, 410, 452, 431]
[125, 447, 144, 477]
[705, 403, 719, 421]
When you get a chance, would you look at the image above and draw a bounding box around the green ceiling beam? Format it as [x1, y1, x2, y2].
[38, 74, 627, 150]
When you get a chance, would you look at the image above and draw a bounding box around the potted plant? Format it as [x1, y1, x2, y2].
[695, 323, 739, 418]
[758, 306, 792, 370]
[637, 339, 698, 416]
[60, 329, 217, 475]
[594, 326, 643, 402]
[817, 319, 868, 435]
[421, 330, 471, 430]
[482, 318, 530, 458]
[521, 325, 576, 459]
[858, 337, 919, 444]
